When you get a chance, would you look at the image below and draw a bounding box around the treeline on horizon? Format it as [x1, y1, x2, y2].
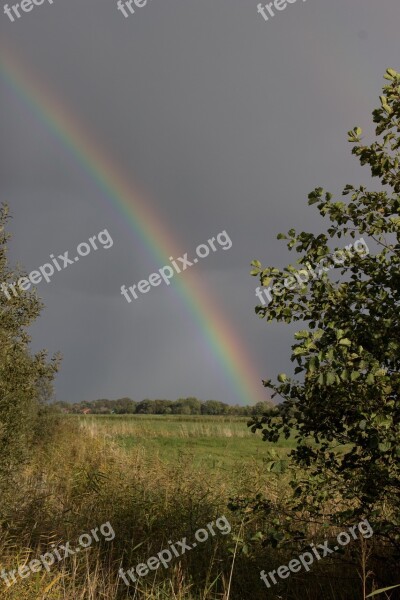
[53, 397, 275, 416]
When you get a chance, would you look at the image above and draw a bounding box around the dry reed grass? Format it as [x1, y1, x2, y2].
[0, 417, 385, 600]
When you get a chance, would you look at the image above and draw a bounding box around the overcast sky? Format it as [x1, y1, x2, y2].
[1, 0, 399, 405]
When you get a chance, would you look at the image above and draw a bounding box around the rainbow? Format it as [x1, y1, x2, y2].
[0, 45, 267, 405]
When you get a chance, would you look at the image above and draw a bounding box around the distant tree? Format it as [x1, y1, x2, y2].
[136, 399, 156, 414]
[153, 399, 173, 414]
[172, 397, 202, 414]
[59, 396, 256, 415]
[114, 397, 137, 414]
[229, 404, 252, 416]
[251, 401, 274, 416]
[249, 69, 400, 545]
[201, 400, 229, 415]
[172, 403, 191, 415]
[183, 397, 202, 414]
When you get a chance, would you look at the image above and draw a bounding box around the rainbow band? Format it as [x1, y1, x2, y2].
[0, 46, 266, 405]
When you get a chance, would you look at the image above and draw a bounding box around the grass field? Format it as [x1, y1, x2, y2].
[77, 414, 294, 469]
[0, 414, 384, 600]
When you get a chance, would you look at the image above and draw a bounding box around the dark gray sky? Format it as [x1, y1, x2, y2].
[1, 0, 399, 404]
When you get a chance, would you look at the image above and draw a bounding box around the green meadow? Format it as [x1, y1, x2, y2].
[78, 414, 295, 469]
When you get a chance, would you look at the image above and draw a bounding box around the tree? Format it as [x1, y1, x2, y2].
[136, 399, 156, 414]
[172, 397, 201, 414]
[249, 69, 400, 545]
[153, 399, 173, 414]
[201, 400, 229, 415]
[0, 204, 60, 479]
[114, 397, 137, 414]
[251, 401, 274, 416]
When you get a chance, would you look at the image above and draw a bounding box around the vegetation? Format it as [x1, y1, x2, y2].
[0, 203, 60, 483]
[77, 413, 294, 468]
[0, 415, 391, 600]
[55, 397, 274, 416]
[1, 70, 400, 599]
[247, 68, 400, 581]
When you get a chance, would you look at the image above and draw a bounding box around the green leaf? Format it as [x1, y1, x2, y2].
[262, 277, 273, 287]
[308, 356, 318, 373]
[378, 442, 392, 452]
[326, 372, 336, 385]
[366, 584, 400, 598]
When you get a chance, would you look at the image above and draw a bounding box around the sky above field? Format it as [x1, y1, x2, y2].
[1, 0, 399, 405]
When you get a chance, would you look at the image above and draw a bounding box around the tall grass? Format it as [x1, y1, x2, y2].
[0, 416, 388, 599]
[78, 414, 255, 439]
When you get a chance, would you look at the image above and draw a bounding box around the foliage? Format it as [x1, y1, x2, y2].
[55, 397, 274, 416]
[249, 69, 400, 546]
[0, 203, 60, 480]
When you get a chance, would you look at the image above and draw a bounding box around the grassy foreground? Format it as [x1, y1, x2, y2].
[0, 415, 383, 599]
